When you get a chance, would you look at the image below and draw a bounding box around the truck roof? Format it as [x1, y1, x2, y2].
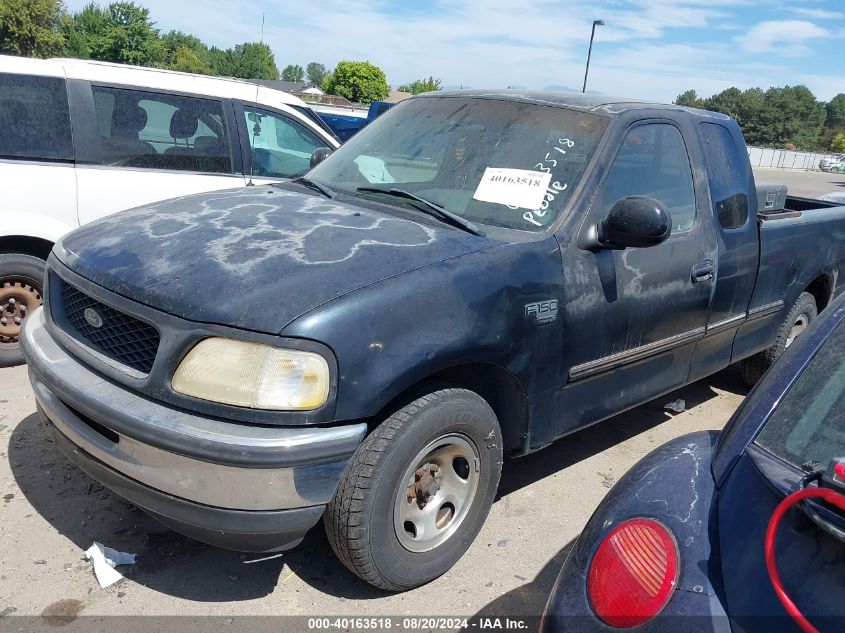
[417, 89, 733, 120]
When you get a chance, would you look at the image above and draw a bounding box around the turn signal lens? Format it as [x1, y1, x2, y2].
[172, 338, 330, 410]
[587, 518, 679, 628]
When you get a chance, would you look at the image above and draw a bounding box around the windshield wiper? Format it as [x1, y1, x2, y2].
[356, 187, 486, 237]
[292, 176, 335, 199]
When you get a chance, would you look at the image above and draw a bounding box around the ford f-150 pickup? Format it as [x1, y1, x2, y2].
[20, 90, 845, 591]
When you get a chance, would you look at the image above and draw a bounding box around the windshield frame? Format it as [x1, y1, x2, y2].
[307, 94, 611, 238]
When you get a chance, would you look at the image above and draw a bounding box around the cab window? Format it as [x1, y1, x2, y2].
[598, 123, 697, 232]
[92, 86, 232, 174]
[243, 107, 326, 179]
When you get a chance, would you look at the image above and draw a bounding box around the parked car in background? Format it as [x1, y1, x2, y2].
[0, 55, 339, 367]
[819, 154, 844, 172]
[541, 292, 845, 632]
[312, 101, 394, 141]
[20, 91, 845, 592]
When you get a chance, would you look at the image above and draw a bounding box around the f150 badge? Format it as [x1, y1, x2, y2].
[524, 300, 559, 325]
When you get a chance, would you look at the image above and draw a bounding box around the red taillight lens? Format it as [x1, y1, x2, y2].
[587, 518, 679, 628]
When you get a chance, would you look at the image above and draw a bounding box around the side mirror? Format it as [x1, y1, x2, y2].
[599, 196, 671, 249]
[310, 147, 333, 168]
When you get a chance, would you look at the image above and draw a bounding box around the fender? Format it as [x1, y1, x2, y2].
[0, 212, 76, 249]
[282, 238, 565, 423]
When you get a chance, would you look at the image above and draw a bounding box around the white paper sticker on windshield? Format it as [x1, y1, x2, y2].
[472, 168, 553, 210]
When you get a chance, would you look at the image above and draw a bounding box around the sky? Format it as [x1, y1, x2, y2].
[65, 0, 845, 102]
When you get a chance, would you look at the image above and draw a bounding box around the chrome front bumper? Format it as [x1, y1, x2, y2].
[21, 308, 367, 551]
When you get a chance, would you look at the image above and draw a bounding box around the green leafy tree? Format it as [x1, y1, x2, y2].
[674, 89, 704, 108]
[323, 60, 389, 103]
[229, 42, 278, 80]
[169, 45, 209, 74]
[755, 85, 825, 150]
[162, 29, 210, 72]
[0, 0, 66, 58]
[831, 132, 845, 153]
[281, 63, 304, 82]
[398, 76, 442, 95]
[826, 94, 845, 128]
[306, 62, 328, 85]
[64, 2, 164, 66]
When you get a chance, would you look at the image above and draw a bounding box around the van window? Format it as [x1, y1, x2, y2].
[0, 73, 73, 161]
[699, 123, 749, 230]
[92, 86, 232, 174]
[598, 123, 697, 232]
[243, 107, 326, 178]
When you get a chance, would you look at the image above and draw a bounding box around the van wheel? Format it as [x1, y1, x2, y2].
[740, 292, 816, 387]
[0, 254, 46, 368]
[324, 386, 503, 591]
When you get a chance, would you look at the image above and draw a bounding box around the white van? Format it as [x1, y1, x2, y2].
[0, 55, 340, 366]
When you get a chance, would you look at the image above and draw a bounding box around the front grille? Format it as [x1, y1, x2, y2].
[60, 279, 160, 374]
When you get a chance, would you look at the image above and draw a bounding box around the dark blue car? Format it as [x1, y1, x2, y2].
[541, 294, 845, 632]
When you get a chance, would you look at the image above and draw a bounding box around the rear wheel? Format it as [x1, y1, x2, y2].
[740, 292, 816, 387]
[0, 254, 46, 368]
[324, 385, 503, 591]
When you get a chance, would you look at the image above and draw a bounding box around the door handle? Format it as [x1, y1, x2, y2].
[692, 259, 715, 283]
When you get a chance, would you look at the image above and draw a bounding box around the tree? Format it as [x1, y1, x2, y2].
[306, 62, 328, 85]
[169, 45, 209, 74]
[674, 89, 704, 108]
[228, 42, 278, 80]
[281, 64, 304, 82]
[323, 60, 390, 103]
[755, 85, 825, 150]
[64, 2, 164, 66]
[831, 132, 845, 153]
[826, 94, 845, 128]
[397, 76, 442, 95]
[162, 29, 210, 72]
[0, 0, 66, 58]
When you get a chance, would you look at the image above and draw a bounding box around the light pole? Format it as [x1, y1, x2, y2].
[582, 19, 604, 93]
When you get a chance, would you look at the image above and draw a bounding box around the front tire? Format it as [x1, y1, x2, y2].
[740, 292, 816, 386]
[324, 386, 503, 591]
[0, 253, 46, 368]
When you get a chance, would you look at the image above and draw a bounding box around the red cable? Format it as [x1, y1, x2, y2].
[765, 487, 845, 633]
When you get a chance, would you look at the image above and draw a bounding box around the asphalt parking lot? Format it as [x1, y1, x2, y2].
[0, 166, 842, 625]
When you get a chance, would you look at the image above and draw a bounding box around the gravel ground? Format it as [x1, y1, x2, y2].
[0, 166, 839, 629]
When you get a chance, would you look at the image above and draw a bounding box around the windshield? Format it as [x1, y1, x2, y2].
[756, 320, 845, 468]
[308, 96, 608, 231]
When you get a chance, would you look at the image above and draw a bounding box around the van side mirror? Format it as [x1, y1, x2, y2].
[599, 196, 672, 249]
[310, 147, 333, 168]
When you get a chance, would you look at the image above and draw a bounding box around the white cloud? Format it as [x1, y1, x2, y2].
[790, 8, 845, 21]
[739, 20, 833, 56]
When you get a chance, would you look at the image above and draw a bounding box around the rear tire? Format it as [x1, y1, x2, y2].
[324, 385, 503, 591]
[740, 292, 816, 387]
[0, 253, 46, 368]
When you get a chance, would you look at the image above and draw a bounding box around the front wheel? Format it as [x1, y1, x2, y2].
[740, 292, 817, 386]
[0, 253, 46, 368]
[324, 386, 503, 591]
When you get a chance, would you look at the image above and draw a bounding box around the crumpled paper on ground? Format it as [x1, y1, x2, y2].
[664, 399, 686, 414]
[84, 542, 137, 588]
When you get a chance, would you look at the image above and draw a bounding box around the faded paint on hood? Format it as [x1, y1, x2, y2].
[58, 187, 497, 334]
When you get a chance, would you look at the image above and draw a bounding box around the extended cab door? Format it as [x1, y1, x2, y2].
[74, 83, 246, 226]
[688, 121, 759, 381]
[555, 116, 717, 437]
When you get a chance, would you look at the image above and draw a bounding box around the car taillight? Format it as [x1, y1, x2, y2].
[587, 518, 680, 628]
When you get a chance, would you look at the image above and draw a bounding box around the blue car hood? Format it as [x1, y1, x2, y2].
[57, 186, 496, 333]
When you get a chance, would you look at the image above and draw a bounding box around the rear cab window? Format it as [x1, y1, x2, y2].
[0, 73, 73, 161]
[92, 86, 232, 174]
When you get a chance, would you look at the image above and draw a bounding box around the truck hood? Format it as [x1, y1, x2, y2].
[57, 187, 497, 334]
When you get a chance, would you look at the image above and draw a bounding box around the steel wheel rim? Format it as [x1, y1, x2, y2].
[0, 277, 42, 349]
[393, 433, 480, 553]
[785, 313, 809, 348]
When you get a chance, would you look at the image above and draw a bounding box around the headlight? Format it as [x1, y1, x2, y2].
[172, 338, 330, 410]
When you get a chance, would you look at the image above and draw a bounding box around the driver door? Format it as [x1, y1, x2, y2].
[556, 120, 717, 436]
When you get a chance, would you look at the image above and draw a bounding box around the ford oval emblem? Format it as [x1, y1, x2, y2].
[83, 307, 104, 329]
